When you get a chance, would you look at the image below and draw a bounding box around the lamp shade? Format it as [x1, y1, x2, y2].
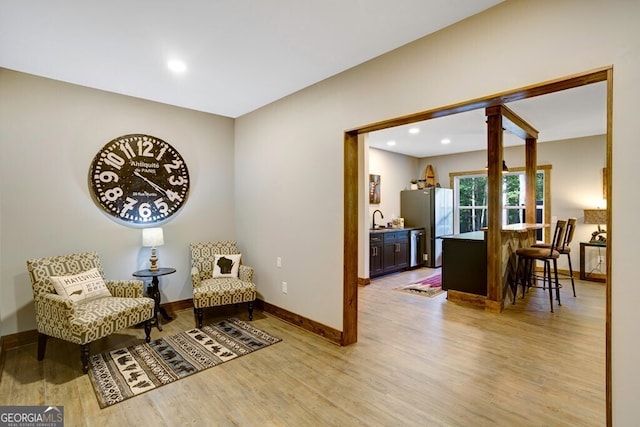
[142, 227, 164, 247]
[584, 209, 607, 224]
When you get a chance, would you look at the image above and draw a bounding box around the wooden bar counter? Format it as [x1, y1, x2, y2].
[496, 224, 546, 311]
[442, 223, 547, 311]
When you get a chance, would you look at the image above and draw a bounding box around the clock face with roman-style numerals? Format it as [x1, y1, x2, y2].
[88, 134, 190, 225]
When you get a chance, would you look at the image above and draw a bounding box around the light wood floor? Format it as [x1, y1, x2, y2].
[0, 269, 605, 426]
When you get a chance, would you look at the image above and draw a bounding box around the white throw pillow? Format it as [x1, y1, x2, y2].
[50, 267, 112, 303]
[212, 254, 241, 278]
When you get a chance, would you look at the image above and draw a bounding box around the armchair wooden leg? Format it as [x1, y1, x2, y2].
[248, 301, 254, 321]
[80, 343, 90, 374]
[144, 319, 152, 343]
[37, 333, 48, 361]
[195, 307, 204, 328]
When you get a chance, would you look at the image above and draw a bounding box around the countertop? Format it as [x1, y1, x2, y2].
[479, 223, 548, 234]
[501, 223, 548, 232]
[369, 226, 423, 234]
[440, 231, 485, 241]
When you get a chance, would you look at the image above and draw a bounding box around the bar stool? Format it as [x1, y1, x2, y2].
[531, 217, 577, 297]
[513, 220, 567, 312]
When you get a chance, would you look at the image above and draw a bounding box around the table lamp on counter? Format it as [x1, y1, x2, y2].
[583, 208, 607, 244]
[142, 227, 164, 271]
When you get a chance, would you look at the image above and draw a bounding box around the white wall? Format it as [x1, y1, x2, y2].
[368, 147, 419, 227]
[234, 0, 639, 423]
[0, 69, 236, 335]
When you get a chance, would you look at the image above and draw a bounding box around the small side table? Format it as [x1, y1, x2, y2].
[133, 267, 176, 331]
[579, 242, 606, 282]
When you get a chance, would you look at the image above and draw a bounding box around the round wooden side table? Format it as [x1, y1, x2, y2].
[133, 267, 176, 331]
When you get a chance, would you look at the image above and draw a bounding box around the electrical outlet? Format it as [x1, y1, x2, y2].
[424, 254, 429, 261]
[282, 281, 288, 294]
[276, 257, 282, 267]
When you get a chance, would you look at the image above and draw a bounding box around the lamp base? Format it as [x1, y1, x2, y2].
[149, 247, 159, 271]
[589, 225, 607, 244]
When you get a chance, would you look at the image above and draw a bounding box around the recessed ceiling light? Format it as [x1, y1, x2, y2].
[167, 60, 187, 73]
[408, 127, 420, 134]
[441, 138, 451, 144]
[387, 140, 396, 146]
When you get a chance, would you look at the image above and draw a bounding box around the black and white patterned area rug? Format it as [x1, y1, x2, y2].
[88, 317, 281, 408]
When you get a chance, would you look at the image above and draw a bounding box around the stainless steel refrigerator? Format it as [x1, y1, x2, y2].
[400, 188, 453, 268]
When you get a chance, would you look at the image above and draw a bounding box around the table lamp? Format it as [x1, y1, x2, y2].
[584, 208, 607, 243]
[142, 227, 164, 271]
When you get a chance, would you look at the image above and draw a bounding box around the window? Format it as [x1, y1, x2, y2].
[457, 175, 488, 233]
[453, 167, 549, 240]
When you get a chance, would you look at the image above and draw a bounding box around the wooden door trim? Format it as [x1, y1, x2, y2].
[343, 65, 612, 424]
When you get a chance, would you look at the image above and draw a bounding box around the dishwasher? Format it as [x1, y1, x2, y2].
[409, 229, 425, 268]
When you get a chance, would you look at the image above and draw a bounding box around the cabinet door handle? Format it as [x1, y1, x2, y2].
[395, 243, 400, 253]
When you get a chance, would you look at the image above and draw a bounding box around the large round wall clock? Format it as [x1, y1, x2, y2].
[88, 134, 190, 226]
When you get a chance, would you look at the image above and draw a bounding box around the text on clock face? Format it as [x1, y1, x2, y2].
[89, 134, 190, 224]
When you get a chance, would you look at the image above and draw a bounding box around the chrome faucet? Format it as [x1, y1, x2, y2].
[372, 209, 384, 229]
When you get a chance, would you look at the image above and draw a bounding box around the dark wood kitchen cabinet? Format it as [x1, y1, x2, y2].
[369, 233, 384, 277]
[370, 230, 409, 278]
[384, 231, 408, 272]
[441, 231, 487, 296]
[396, 235, 409, 270]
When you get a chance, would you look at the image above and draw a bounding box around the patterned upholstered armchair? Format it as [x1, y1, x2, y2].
[26, 252, 155, 373]
[190, 241, 257, 328]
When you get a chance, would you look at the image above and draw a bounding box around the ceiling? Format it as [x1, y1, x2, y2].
[367, 81, 608, 158]
[0, 0, 503, 118]
[1, 1, 606, 151]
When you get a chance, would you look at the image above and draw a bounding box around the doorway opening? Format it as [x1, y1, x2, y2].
[343, 66, 612, 418]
